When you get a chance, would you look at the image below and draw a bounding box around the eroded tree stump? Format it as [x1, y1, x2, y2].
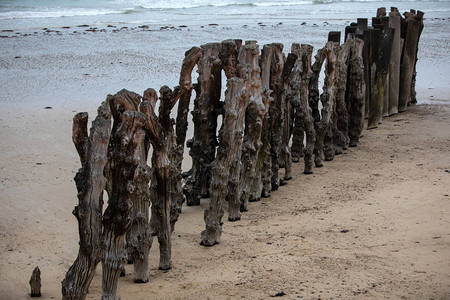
[61, 100, 111, 300]
[201, 78, 249, 246]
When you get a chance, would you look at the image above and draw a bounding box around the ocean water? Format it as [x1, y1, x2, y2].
[0, 0, 449, 107]
[1, 0, 450, 32]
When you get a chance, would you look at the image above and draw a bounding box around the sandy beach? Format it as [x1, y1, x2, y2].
[1, 4, 450, 299]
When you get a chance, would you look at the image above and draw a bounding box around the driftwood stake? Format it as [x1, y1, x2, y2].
[30, 266, 41, 297]
[62, 100, 111, 300]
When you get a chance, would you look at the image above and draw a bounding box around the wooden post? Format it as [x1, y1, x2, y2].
[62, 100, 111, 300]
[346, 38, 366, 147]
[259, 44, 275, 198]
[367, 27, 381, 129]
[280, 52, 296, 184]
[399, 10, 424, 109]
[171, 46, 203, 232]
[147, 86, 182, 270]
[269, 43, 285, 190]
[184, 43, 222, 206]
[30, 267, 41, 297]
[201, 78, 249, 246]
[106, 90, 154, 284]
[410, 10, 424, 105]
[334, 39, 353, 154]
[368, 25, 394, 129]
[309, 45, 327, 168]
[101, 110, 148, 300]
[399, 15, 420, 111]
[388, 10, 402, 115]
[236, 41, 266, 215]
[290, 44, 316, 174]
[313, 42, 338, 166]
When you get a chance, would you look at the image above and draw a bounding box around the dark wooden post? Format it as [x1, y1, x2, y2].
[259, 44, 275, 198]
[30, 267, 42, 297]
[269, 43, 285, 190]
[346, 38, 366, 147]
[280, 52, 296, 184]
[101, 110, 148, 300]
[399, 10, 424, 110]
[290, 43, 316, 174]
[201, 78, 249, 246]
[184, 43, 222, 206]
[314, 42, 338, 166]
[61, 101, 111, 300]
[368, 24, 394, 129]
[410, 10, 424, 105]
[334, 39, 353, 154]
[388, 9, 402, 115]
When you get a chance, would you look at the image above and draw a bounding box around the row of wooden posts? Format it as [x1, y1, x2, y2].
[56, 7, 423, 300]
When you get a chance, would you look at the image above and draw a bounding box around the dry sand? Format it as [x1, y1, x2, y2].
[1, 13, 450, 300]
[0, 101, 449, 299]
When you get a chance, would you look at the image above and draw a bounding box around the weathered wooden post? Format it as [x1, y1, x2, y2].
[388, 8, 402, 115]
[346, 38, 366, 147]
[290, 43, 316, 174]
[171, 46, 203, 231]
[184, 43, 222, 206]
[309, 45, 327, 167]
[236, 41, 266, 215]
[269, 43, 285, 190]
[30, 267, 42, 297]
[280, 52, 296, 183]
[147, 86, 182, 270]
[259, 44, 275, 198]
[201, 78, 249, 246]
[410, 10, 424, 105]
[313, 42, 337, 166]
[101, 109, 148, 300]
[61, 101, 111, 300]
[106, 90, 155, 284]
[368, 22, 394, 129]
[334, 38, 353, 154]
[399, 10, 423, 110]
